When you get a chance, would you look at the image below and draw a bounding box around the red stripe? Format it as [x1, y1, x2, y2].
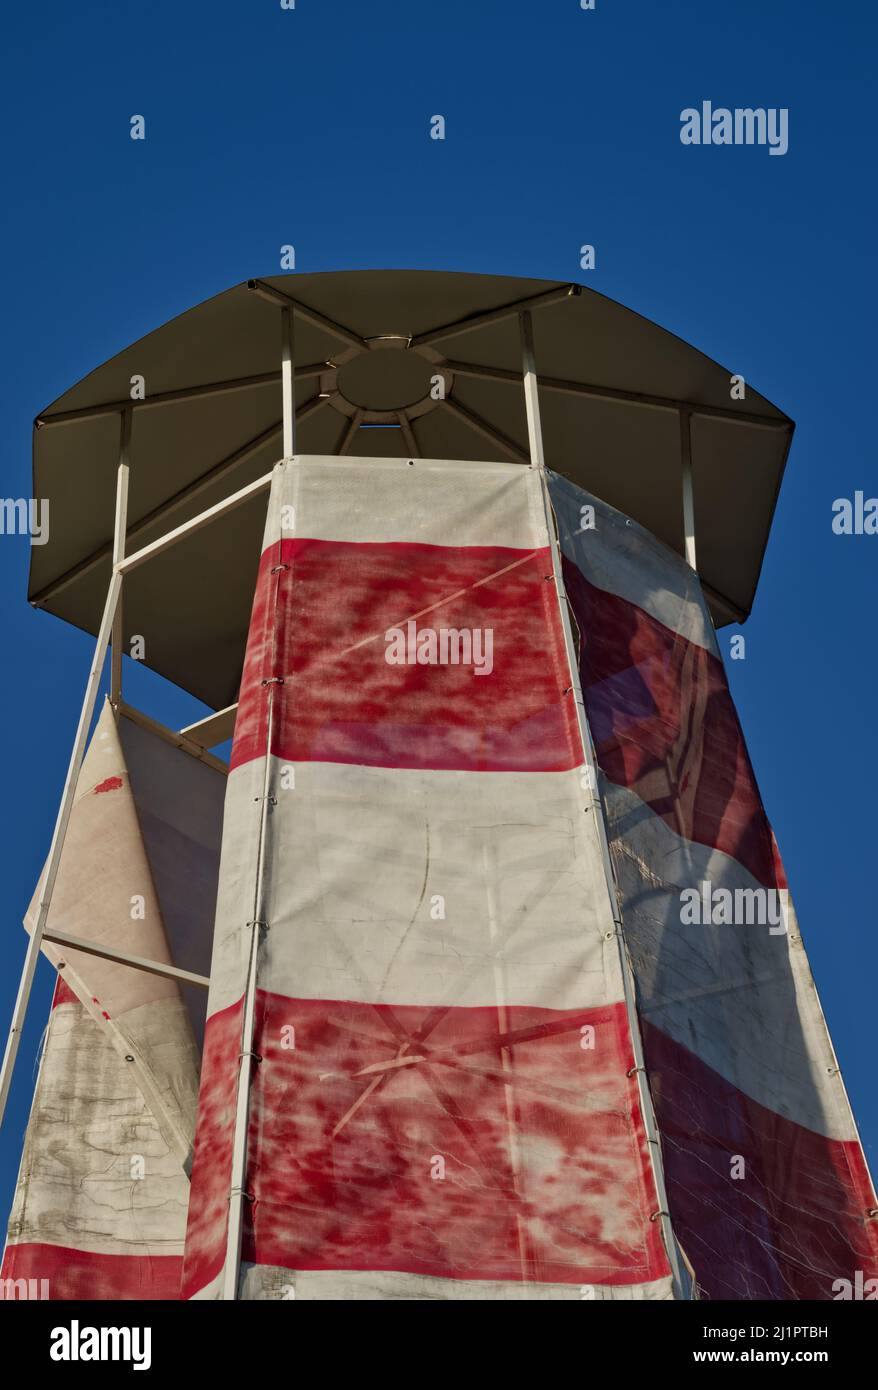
[562, 557, 782, 887]
[51, 974, 79, 1009]
[641, 1021, 878, 1300]
[181, 996, 242, 1299]
[230, 538, 580, 774]
[0, 1242, 182, 1300]
[184, 992, 669, 1292]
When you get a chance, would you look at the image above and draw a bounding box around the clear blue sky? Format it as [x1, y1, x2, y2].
[1, 1, 876, 1221]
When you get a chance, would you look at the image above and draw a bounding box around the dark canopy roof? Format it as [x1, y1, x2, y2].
[30, 270, 793, 708]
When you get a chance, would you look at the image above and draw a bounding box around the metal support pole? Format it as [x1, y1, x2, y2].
[44, 928, 210, 990]
[0, 510, 125, 1129]
[339, 409, 364, 455]
[519, 311, 689, 1300]
[178, 703, 238, 750]
[110, 407, 132, 707]
[680, 408, 697, 570]
[222, 550, 284, 1300]
[222, 902, 263, 1300]
[119, 701, 229, 775]
[117, 471, 274, 576]
[282, 307, 295, 458]
[519, 310, 545, 470]
[222, 703, 275, 1300]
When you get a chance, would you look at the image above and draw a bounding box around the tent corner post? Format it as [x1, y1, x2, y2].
[519, 309, 546, 471]
[680, 407, 697, 571]
[222, 588, 281, 1300]
[282, 306, 296, 458]
[110, 410, 132, 708]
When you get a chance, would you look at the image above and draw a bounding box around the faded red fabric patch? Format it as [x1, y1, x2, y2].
[0, 1242, 182, 1301]
[563, 558, 782, 887]
[181, 996, 243, 1299]
[50, 974, 80, 1010]
[231, 538, 580, 776]
[184, 991, 668, 1291]
[92, 776, 123, 795]
[641, 1021, 878, 1300]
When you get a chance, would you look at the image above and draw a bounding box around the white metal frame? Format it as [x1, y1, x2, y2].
[110, 407, 131, 707]
[2, 284, 708, 1298]
[680, 407, 697, 570]
[222, 309, 295, 1300]
[42, 928, 210, 990]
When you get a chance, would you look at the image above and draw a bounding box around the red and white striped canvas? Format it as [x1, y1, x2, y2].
[13, 454, 872, 1304]
[182, 455, 673, 1300]
[550, 472, 878, 1300]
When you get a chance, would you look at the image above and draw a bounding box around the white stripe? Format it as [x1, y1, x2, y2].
[604, 779, 856, 1140]
[206, 760, 624, 1016]
[549, 471, 718, 654]
[262, 454, 546, 550]
[236, 1263, 673, 1301]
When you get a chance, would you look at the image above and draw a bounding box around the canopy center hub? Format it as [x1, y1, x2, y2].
[336, 347, 435, 412]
